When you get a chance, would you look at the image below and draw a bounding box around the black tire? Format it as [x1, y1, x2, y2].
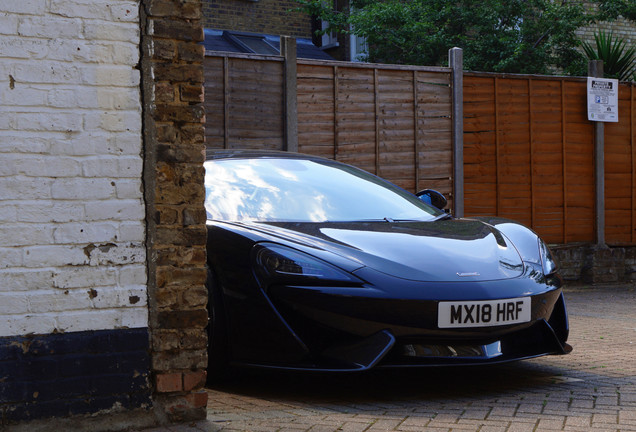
[206, 268, 230, 384]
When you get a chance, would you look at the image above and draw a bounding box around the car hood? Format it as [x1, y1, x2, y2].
[246, 219, 525, 282]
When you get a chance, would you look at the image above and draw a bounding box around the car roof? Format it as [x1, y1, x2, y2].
[205, 148, 332, 163]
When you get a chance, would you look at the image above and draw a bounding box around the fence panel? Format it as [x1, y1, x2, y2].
[332, 66, 378, 173]
[415, 71, 453, 198]
[563, 80, 595, 244]
[204, 54, 285, 150]
[296, 63, 336, 159]
[464, 74, 636, 246]
[297, 60, 454, 203]
[530, 79, 566, 243]
[464, 74, 597, 244]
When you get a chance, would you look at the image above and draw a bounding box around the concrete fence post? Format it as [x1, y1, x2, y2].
[281, 36, 298, 152]
[450, 47, 464, 217]
[589, 60, 606, 247]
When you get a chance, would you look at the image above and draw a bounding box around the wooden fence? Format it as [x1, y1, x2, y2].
[204, 54, 287, 150]
[204, 50, 636, 246]
[204, 52, 455, 207]
[463, 73, 636, 245]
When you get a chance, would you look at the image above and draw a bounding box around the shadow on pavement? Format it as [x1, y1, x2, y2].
[209, 361, 572, 402]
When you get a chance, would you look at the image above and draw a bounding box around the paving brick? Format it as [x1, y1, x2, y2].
[460, 407, 491, 420]
[506, 422, 537, 432]
[565, 413, 592, 428]
[592, 412, 619, 426]
[535, 417, 565, 429]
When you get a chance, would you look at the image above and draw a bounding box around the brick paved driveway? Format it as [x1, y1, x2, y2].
[146, 285, 636, 432]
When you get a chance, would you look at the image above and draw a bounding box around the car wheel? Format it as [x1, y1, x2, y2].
[206, 268, 230, 384]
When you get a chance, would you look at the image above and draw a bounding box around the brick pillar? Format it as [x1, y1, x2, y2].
[140, 0, 208, 423]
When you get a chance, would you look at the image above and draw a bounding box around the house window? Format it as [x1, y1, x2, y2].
[350, 33, 367, 62]
[321, 19, 339, 49]
[317, 3, 367, 62]
[224, 31, 279, 55]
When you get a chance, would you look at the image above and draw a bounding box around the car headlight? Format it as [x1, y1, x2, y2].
[254, 243, 361, 285]
[538, 238, 558, 276]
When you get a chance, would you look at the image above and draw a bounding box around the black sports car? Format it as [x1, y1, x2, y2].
[204, 150, 571, 373]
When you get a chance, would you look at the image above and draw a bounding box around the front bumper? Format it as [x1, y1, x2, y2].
[257, 279, 570, 371]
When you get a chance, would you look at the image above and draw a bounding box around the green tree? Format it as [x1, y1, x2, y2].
[295, 0, 593, 75]
[598, 0, 636, 21]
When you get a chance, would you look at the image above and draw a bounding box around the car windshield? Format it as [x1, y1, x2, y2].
[204, 157, 443, 223]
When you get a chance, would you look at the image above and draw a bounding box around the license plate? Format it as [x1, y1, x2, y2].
[438, 297, 531, 328]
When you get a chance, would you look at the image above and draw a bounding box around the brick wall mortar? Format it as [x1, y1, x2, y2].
[140, 0, 209, 423]
[0, 0, 147, 337]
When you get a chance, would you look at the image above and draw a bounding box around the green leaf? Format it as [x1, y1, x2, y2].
[581, 30, 636, 81]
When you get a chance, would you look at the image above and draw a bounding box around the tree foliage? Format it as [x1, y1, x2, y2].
[598, 0, 636, 22]
[582, 31, 636, 81]
[295, 0, 596, 75]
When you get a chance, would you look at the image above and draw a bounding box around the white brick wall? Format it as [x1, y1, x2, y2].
[0, 0, 147, 337]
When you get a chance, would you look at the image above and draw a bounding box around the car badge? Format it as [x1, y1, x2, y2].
[457, 272, 480, 277]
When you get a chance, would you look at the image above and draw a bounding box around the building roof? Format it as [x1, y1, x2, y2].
[203, 29, 334, 60]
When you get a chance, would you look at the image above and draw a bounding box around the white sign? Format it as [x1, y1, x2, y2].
[587, 77, 619, 122]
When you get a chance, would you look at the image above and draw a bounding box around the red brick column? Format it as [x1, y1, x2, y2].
[140, 0, 208, 422]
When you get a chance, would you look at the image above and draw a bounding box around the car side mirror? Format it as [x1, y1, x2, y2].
[416, 189, 447, 210]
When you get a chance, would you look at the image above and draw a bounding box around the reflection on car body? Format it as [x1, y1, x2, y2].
[203, 150, 571, 375]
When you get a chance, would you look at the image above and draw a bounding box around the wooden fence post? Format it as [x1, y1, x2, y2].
[589, 60, 605, 246]
[450, 47, 464, 217]
[281, 36, 298, 152]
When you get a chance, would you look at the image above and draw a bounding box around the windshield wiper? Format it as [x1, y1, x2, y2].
[432, 213, 452, 221]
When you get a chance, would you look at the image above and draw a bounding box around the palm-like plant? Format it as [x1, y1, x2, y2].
[581, 30, 636, 81]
